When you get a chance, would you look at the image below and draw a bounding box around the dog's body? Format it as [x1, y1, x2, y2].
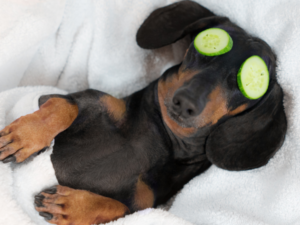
[0, 1, 287, 224]
[41, 85, 212, 212]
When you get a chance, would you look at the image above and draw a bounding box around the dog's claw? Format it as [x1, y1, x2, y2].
[35, 193, 45, 199]
[34, 199, 44, 207]
[43, 186, 57, 194]
[3, 155, 16, 163]
[34, 195, 45, 207]
[39, 212, 53, 221]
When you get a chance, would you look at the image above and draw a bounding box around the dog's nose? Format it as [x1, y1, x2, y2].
[172, 91, 202, 119]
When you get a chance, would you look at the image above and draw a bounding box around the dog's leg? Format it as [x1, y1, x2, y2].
[0, 97, 78, 163]
[35, 185, 130, 225]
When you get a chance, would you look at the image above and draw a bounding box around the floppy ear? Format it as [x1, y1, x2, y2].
[136, 1, 229, 49]
[206, 82, 287, 171]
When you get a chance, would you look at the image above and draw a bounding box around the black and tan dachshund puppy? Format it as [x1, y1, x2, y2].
[0, 1, 287, 224]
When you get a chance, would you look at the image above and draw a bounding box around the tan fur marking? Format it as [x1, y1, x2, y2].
[0, 98, 78, 162]
[228, 104, 248, 116]
[100, 95, 126, 122]
[36, 185, 130, 224]
[38, 98, 79, 134]
[133, 176, 154, 210]
[195, 86, 228, 127]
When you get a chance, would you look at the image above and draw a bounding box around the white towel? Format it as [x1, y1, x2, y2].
[0, 0, 299, 225]
[0, 0, 186, 97]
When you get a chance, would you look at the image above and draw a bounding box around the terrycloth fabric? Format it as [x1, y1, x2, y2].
[0, 0, 299, 225]
[0, 87, 65, 225]
[0, 0, 187, 97]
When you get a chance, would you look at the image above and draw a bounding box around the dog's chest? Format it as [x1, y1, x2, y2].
[49, 116, 168, 200]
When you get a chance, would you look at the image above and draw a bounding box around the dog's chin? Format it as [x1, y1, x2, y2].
[167, 109, 190, 128]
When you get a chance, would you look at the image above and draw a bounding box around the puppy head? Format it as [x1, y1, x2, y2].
[137, 1, 287, 170]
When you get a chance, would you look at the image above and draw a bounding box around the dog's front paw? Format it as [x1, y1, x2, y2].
[0, 113, 54, 163]
[35, 185, 130, 225]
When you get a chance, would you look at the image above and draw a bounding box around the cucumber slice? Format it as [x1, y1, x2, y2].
[194, 28, 233, 56]
[237, 55, 269, 100]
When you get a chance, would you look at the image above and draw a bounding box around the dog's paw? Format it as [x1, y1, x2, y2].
[34, 186, 67, 225]
[35, 185, 130, 225]
[0, 113, 54, 163]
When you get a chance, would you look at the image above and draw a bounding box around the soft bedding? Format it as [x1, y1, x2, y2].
[0, 0, 299, 224]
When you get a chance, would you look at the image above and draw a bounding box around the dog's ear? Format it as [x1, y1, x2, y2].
[136, 1, 229, 49]
[205, 82, 287, 171]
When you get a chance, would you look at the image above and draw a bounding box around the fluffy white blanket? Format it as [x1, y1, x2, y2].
[0, 0, 299, 224]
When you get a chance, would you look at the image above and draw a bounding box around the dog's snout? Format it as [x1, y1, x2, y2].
[172, 91, 202, 119]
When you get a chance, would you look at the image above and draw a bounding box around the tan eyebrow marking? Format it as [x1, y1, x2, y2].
[228, 104, 248, 116]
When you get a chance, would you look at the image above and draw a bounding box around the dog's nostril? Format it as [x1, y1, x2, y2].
[187, 109, 194, 116]
[173, 98, 180, 106]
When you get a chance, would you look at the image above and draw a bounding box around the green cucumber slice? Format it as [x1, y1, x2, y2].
[237, 55, 269, 100]
[194, 28, 233, 56]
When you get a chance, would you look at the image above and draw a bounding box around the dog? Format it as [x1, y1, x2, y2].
[0, 1, 287, 224]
